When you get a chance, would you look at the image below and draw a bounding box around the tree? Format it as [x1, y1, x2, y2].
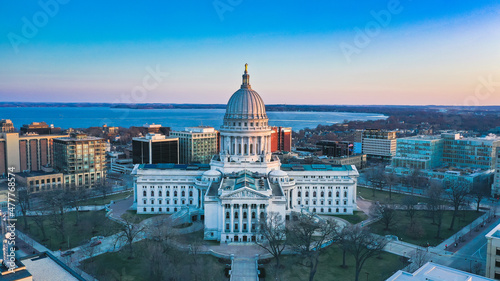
[370, 203, 397, 231]
[288, 212, 338, 281]
[444, 178, 470, 230]
[407, 248, 430, 272]
[115, 214, 145, 259]
[426, 183, 446, 239]
[338, 225, 388, 281]
[66, 186, 90, 225]
[384, 170, 398, 200]
[470, 181, 490, 212]
[255, 212, 287, 280]
[17, 188, 30, 230]
[402, 196, 418, 225]
[31, 210, 48, 241]
[42, 191, 69, 241]
[366, 166, 385, 196]
[95, 183, 112, 200]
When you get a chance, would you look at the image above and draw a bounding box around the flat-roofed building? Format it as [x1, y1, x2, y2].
[170, 126, 218, 164]
[132, 134, 179, 165]
[392, 135, 444, 170]
[486, 223, 500, 279]
[53, 133, 106, 188]
[387, 262, 494, 281]
[360, 129, 397, 160]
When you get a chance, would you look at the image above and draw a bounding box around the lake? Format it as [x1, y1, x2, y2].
[0, 107, 387, 131]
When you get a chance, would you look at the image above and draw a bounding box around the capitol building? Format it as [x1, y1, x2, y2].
[132, 65, 359, 243]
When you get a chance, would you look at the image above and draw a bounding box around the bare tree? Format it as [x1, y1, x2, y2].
[31, 210, 48, 241]
[384, 170, 398, 200]
[444, 179, 470, 230]
[366, 166, 385, 196]
[402, 196, 418, 225]
[17, 188, 30, 230]
[42, 191, 69, 241]
[338, 225, 388, 281]
[66, 186, 90, 225]
[407, 248, 430, 272]
[255, 212, 287, 280]
[115, 214, 145, 259]
[470, 181, 490, 212]
[288, 212, 338, 281]
[95, 183, 112, 200]
[370, 203, 397, 231]
[426, 183, 446, 239]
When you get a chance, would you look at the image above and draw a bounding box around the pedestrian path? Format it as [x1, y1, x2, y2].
[230, 256, 259, 281]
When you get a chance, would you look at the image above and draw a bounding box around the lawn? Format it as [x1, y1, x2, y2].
[120, 210, 161, 223]
[18, 210, 122, 251]
[79, 191, 132, 206]
[358, 186, 426, 205]
[81, 240, 228, 281]
[263, 245, 404, 281]
[330, 211, 369, 225]
[370, 210, 484, 246]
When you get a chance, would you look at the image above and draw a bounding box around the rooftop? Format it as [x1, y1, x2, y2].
[280, 164, 354, 172]
[17, 171, 63, 178]
[386, 262, 494, 281]
[138, 163, 211, 171]
[486, 223, 500, 239]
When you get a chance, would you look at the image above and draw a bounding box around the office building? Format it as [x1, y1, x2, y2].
[170, 127, 218, 164]
[442, 133, 500, 170]
[360, 129, 397, 159]
[0, 132, 68, 176]
[317, 140, 353, 157]
[20, 121, 62, 135]
[132, 134, 179, 164]
[53, 133, 106, 188]
[391, 135, 444, 170]
[0, 119, 14, 133]
[271, 126, 292, 152]
[486, 223, 500, 279]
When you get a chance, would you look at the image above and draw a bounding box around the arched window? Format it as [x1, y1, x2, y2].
[344, 191, 347, 197]
[305, 191, 309, 197]
[328, 191, 332, 197]
[166, 191, 170, 196]
[297, 191, 301, 197]
[336, 191, 340, 197]
[151, 191, 154, 196]
[189, 191, 193, 197]
[313, 191, 317, 197]
[159, 191, 162, 196]
[143, 190, 146, 196]
[181, 191, 185, 197]
[321, 192, 324, 197]
[174, 191, 178, 197]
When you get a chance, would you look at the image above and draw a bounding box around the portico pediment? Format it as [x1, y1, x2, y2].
[220, 187, 269, 199]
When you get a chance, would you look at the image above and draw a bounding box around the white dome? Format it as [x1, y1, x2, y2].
[203, 170, 222, 177]
[224, 64, 267, 120]
[225, 88, 267, 119]
[269, 170, 288, 177]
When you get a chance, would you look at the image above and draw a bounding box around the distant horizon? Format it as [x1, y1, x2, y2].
[0, 101, 500, 107]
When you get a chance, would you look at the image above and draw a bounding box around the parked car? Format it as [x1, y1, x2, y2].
[89, 240, 102, 247]
[90, 236, 104, 241]
[61, 250, 75, 257]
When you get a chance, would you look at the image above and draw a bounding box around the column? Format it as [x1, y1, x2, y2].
[239, 204, 243, 233]
[260, 136, 264, 154]
[256, 204, 260, 224]
[222, 204, 226, 233]
[247, 204, 251, 233]
[230, 204, 234, 233]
